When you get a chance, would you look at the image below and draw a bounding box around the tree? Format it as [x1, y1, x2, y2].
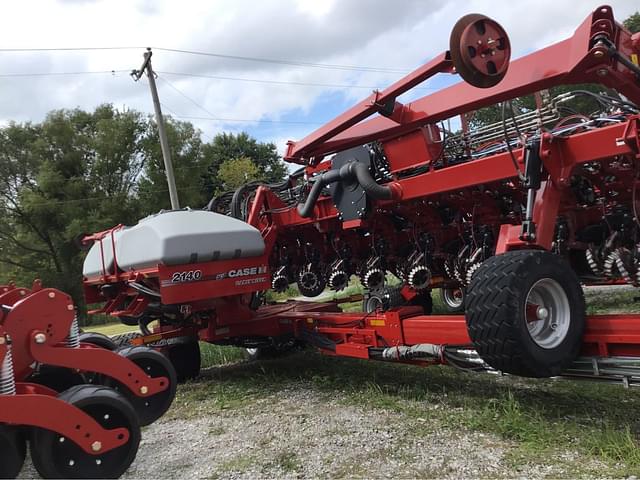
[217, 157, 263, 191]
[137, 117, 209, 212]
[624, 12, 640, 33]
[0, 105, 147, 320]
[202, 132, 287, 195]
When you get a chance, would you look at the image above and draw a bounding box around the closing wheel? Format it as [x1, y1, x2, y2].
[30, 385, 141, 479]
[112, 347, 177, 426]
[465, 250, 585, 377]
[0, 424, 26, 479]
[450, 13, 510, 88]
[28, 365, 86, 393]
[440, 287, 465, 313]
[79, 332, 117, 351]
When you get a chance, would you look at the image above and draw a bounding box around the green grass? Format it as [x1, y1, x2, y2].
[200, 343, 247, 368]
[168, 350, 640, 476]
[87, 322, 137, 336]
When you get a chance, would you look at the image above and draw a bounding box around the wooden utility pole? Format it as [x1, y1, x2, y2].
[132, 48, 180, 210]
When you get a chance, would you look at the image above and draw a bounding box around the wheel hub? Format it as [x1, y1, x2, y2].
[525, 278, 570, 349]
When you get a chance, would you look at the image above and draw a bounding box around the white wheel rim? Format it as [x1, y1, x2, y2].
[524, 278, 570, 349]
[443, 288, 464, 308]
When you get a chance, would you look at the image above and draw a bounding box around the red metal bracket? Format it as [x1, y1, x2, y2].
[0, 390, 129, 455]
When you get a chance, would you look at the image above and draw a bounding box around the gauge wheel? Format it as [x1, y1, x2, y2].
[465, 250, 585, 377]
[30, 385, 141, 479]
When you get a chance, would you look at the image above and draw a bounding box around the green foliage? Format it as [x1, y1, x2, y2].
[0, 105, 286, 322]
[137, 117, 209, 210]
[0, 105, 147, 313]
[202, 132, 287, 195]
[217, 157, 263, 191]
[623, 11, 640, 33]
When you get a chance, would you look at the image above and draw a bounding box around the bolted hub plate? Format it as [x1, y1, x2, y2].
[450, 13, 510, 88]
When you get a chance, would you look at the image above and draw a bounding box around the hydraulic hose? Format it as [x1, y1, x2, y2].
[297, 169, 342, 218]
[297, 161, 401, 218]
[346, 162, 396, 201]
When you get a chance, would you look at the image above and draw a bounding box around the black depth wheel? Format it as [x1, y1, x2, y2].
[79, 332, 117, 351]
[30, 385, 141, 479]
[113, 347, 177, 426]
[465, 250, 585, 377]
[28, 365, 86, 393]
[166, 341, 201, 383]
[0, 424, 26, 479]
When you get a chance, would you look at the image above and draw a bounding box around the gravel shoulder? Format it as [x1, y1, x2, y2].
[20, 376, 600, 479]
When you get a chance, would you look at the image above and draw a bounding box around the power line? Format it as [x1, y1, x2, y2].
[0, 47, 144, 52]
[167, 113, 324, 126]
[0, 70, 129, 78]
[157, 75, 324, 125]
[0, 45, 410, 74]
[153, 47, 409, 73]
[159, 101, 214, 142]
[0, 68, 431, 92]
[158, 70, 435, 92]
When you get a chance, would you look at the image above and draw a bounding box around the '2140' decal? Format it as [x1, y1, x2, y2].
[171, 270, 203, 283]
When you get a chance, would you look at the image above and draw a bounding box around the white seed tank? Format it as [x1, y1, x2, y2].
[82, 210, 265, 277]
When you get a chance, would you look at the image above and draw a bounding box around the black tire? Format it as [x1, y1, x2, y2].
[440, 287, 465, 313]
[30, 385, 141, 479]
[363, 286, 403, 313]
[0, 424, 26, 479]
[166, 341, 201, 382]
[111, 332, 142, 349]
[465, 250, 585, 378]
[28, 366, 86, 393]
[79, 332, 117, 351]
[112, 347, 177, 426]
[363, 287, 433, 314]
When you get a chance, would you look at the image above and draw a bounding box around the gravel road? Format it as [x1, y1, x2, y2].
[18, 380, 606, 479]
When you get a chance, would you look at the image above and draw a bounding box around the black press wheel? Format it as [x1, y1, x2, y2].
[0, 424, 26, 479]
[79, 332, 117, 351]
[465, 250, 585, 377]
[30, 385, 141, 479]
[113, 347, 177, 426]
[440, 287, 465, 313]
[28, 365, 86, 393]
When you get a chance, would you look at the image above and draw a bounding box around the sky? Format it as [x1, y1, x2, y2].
[0, 0, 638, 157]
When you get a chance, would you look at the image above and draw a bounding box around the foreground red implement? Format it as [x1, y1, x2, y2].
[0, 282, 177, 478]
[82, 6, 640, 390]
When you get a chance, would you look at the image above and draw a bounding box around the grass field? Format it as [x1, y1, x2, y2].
[84, 286, 640, 476]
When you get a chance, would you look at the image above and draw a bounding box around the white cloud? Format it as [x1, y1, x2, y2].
[0, 0, 637, 150]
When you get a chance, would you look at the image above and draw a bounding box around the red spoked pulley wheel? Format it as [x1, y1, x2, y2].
[450, 14, 511, 88]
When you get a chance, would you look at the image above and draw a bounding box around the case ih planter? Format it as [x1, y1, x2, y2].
[82, 4, 640, 407]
